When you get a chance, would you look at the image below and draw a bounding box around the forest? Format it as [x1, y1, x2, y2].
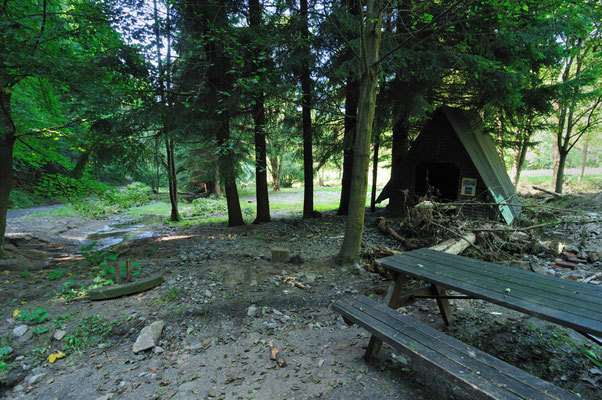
[1, 1, 601, 399]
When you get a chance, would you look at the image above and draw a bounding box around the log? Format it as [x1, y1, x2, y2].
[89, 274, 164, 300]
[377, 218, 413, 249]
[532, 185, 563, 197]
[428, 232, 476, 255]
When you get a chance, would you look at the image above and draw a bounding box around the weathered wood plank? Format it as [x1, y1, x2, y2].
[333, 296, 578, 400]
[89, 274, 164, 300]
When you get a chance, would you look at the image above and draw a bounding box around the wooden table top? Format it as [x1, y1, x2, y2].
[376, 248, 602, 337]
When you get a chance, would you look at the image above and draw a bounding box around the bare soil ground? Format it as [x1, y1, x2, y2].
[0, 191, 601, 400]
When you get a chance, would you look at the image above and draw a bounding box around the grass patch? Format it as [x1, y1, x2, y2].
[519, 174, 602, 193]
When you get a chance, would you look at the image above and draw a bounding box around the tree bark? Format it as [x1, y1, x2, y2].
[512, 137, 528, 186]
[165, 137, 180, 221]
[217, 113, 244, 226]
[370, 132, 379, 212]
[391, 78, 411, 175]
[300, 0, 314, 218]
[269, 155, 282, 191]
[250, 0, 270, 223]
[338, 76, 360, 215]
[578, 134, 588, 183]
[555, 151, 568, 194]
[0, 90, 15, 258]
[336, 0, 383, 264]
[71, 148, 91, 178]
[337, 0, 360, 216]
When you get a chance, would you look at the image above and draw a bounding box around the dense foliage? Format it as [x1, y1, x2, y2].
[1, 0, 600, 260]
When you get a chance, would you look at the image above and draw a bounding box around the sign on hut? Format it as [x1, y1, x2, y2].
[376, 106, 521, 224]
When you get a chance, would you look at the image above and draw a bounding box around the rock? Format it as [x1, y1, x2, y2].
[2, 347, 13, 355]
[132, 320, 165, 353]
[246, 305, 258, 317]
[27, 373, 47, 385]
[299, 273, 316, 284]
[509, 260, 531, 271]
[290, 254, 304, 265]
[189, 343, 204, 351]
[561, 270, 588, 281]
[588, 253, 599, 263]
[203, 289, 212, 298]
[12, 325, 28, 337]
[95, 394, 114, 400]
[17, 330, 33, 343]
[271, 248, 290, 263]
[53, 330, 66, 341]
[31, 366, 47, 375]
[153, 346, 165, 354]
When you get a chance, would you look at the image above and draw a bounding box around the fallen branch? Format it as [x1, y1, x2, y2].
[532, 185, 563, 197]
[269, 340, 286, 367]
[377, 217, 413, 249]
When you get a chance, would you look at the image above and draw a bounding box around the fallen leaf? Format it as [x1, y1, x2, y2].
[48, 351, 65, 363]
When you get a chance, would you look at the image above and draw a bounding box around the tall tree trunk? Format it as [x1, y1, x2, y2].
[578, 135, 588, 183]
[154, 0, 179, 220]
[512, 137, 528, 186]
[201, 1, 244, 225]
[269, 155, 281, 191]
[217, 112, 244, 226]
[0, 90, 15, 258]
[336, 0, 383, 264]
[338, 76, 360, 215]
[391, 78, 411, 175]
[370, 132, 379, 212]
[337, 0, 360, 216]
[213, 164, 221, 197]
[250, 0, 270, 223]
[71, 149, 91, 178]
[300, 0, 314, 218]
[165, 137, 180, 221]
[555, 151, 568, 194]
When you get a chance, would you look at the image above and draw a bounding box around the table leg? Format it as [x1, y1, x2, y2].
[365, 273, 405, 362]
[431, 284, 454, 326]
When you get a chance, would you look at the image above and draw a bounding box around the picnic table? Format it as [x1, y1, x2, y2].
[375, 248, 602, 338]
[332, 248, 601, 399]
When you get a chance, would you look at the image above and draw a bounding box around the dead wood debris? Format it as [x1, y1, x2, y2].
[268, 340, 286, 367]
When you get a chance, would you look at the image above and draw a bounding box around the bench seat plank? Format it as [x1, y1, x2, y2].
[333, 296, 578, 400]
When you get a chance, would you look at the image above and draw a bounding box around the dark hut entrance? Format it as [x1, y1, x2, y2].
[415, 162, 459, 201]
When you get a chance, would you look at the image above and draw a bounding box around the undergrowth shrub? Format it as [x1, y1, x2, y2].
[189, 197, 227, 217]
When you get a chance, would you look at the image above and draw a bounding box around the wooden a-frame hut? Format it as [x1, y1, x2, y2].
[376, 106, 521, 224]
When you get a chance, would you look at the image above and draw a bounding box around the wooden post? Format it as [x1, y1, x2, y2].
[114, 263, 121, 284]
[126, 260, 132, 281]
[432, 285, 454, 326]
[365, 272, 405, 361]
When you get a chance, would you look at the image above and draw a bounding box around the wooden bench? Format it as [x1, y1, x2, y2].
[333, 296, 579, 400]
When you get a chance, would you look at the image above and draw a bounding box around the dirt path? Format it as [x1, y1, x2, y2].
[0, 193, 601, 399]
